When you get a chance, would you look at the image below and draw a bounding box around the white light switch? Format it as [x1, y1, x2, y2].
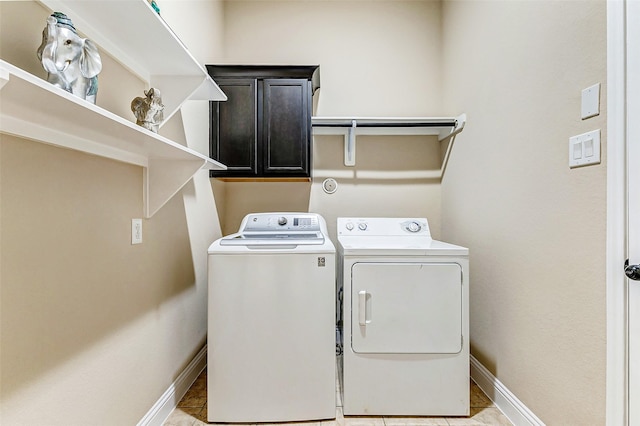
[584, 138, 594, 157]
[569, 130, 600, 168]
[581, 83, 600, 119]
[572, 141, 583, 160]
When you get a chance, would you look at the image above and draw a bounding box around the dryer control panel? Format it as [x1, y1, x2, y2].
[337, 217, 431, 237]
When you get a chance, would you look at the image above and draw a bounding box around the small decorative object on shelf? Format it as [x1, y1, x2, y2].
[36, 12, 102, 104]
[131, 88, 164, 133]
[147, 0, 160, 14]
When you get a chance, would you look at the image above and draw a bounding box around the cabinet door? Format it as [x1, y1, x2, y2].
[261, 79, 311, 177]
[210, 79, 258, 176]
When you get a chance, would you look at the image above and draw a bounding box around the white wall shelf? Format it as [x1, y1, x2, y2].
[39, 0, 227, 124]
[312, 114, 466, 172]
[0, 60, 226, 218]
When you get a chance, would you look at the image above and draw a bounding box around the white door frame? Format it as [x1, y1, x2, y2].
[607, 1, 629, 425]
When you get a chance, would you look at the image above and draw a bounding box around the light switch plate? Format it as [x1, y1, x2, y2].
[569, 129, 600, 168]
[581, 83, 600, 119]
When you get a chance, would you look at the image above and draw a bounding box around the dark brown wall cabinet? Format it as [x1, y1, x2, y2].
[207, 65, 320, 178]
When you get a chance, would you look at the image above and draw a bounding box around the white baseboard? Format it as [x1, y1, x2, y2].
[138, 349, 539, 426]
[137, 344, 207, 426]
[470, 355, 545, 426]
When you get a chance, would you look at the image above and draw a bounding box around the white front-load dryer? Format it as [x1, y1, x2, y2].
[337, 217, 469, 416]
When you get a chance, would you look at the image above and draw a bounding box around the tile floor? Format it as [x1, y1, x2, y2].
[164, 364, 513, 426]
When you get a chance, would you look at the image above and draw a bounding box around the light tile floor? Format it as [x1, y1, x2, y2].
[164, 365, 513, 426]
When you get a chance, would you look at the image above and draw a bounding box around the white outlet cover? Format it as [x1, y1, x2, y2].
[581, 83, 600, 119]
[132, 218, 143, 244]
[569, 129, 601, 168]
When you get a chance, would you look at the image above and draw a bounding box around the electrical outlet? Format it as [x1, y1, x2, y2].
[132, 219, 142, 244]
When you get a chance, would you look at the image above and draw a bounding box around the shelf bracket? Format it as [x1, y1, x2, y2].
[438, 113, 467, 176]
[438, 113, 467, 142]
[144, 158, 208, 218]
[345, 119, 357, 166]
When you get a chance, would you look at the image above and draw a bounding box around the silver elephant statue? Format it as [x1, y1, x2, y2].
[37, 12, 102, 104]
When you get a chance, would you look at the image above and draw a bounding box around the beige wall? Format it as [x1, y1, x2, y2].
[1, 1, 609, 424]
[222, 0, 442, 117]
[441, 1, 607, 424]
[159, 0, 225, 66]
[0, 1, 225, 424]
[201, 0, 446, 237]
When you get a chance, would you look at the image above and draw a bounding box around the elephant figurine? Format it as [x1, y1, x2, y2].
[36, 12, 102, 104]
[131, 88, 164, 133]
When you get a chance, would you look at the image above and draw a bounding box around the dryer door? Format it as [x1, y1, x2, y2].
[351, 262, 462, 354]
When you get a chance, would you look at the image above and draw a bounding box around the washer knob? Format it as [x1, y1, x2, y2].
[358, 222, 368, 231]
[345, 222, 354, 231]
[278, 216, 287, 226]
[408, 221, 422, 233]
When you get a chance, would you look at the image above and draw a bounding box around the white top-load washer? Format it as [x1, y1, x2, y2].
[207, 213, 336, 423]
[337, 217, 469, 416]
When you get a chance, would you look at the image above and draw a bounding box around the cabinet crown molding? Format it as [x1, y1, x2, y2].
[207, 65, 320, 94]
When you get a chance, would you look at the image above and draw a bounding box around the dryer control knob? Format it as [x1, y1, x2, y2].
[358, 222, 368, 231]
[408, 221, 422, 233]
[345, 222, 354, 231]
[278, 216, 288, 226]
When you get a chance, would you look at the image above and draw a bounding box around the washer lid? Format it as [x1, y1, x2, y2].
[220, 231, 325, 246]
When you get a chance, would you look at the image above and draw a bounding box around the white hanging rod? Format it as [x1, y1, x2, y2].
[312, 116, 457, 128]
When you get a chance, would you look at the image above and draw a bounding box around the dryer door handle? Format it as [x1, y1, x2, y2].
[358, 290, 370, 325]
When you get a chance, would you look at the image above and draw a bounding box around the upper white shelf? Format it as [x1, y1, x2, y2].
[0, 60, 226, 218]
[312, 116, 464, 139]
[38, 0, 227, 123]
[312, 114, 466, 168]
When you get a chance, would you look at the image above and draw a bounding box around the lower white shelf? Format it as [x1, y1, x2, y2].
[0, 60, 226, 218]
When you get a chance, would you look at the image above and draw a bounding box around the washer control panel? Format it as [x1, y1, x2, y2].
[337, 217, 430, 236]
[242, 213, 321, 232]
